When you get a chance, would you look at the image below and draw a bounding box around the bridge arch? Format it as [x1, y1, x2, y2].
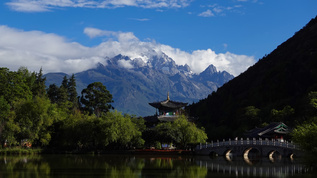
[289, 153, 295, 160]
[195, 138, 300, 158]
[268, 150, 282, 162]
[225, 149, 233, 161]
[243, 147, 261, 159]
[224, 149, 233, 156]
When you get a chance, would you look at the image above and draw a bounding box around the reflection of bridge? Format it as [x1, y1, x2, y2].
[195, 138, 302, 159]
[196, 156, 308, 177]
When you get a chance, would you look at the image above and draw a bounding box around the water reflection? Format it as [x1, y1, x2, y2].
[0, 154, 311, 177]
[200, 155, 309, 177]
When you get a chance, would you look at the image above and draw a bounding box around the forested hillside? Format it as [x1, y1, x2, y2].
[187, 16, 317, 140]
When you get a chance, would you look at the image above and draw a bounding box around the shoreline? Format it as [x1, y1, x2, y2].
[0, 148, 194, 155]
[133, 149, 193, 155]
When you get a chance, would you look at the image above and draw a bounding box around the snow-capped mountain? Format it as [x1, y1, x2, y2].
[45, 53, 234, 116]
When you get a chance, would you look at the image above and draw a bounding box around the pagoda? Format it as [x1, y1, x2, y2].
[149, 93, 188, 122]
[245, 122, 290, 142]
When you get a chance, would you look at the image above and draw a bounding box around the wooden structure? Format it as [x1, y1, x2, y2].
[245, 122, 289, 142]
[149, 93, 188, 122]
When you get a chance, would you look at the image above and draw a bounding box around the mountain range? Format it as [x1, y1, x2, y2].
[45, 53, 234, 116]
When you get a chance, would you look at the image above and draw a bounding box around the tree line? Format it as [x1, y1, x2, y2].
[0, 67, 207, 152]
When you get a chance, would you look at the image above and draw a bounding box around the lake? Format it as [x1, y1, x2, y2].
[0, 154, 313, 177]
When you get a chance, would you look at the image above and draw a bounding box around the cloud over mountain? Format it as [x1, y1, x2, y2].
[84, 27, 256, 76]
[0, 25, 255, 76]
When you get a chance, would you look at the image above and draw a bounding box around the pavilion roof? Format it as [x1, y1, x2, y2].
[245, 122, 289, 138]
[149, 99, 188, 109]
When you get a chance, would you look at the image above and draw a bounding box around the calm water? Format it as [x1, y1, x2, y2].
[0, 154, 313, 178]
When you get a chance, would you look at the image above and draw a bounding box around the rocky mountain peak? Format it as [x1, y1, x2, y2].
[105, 53, 194, 76]
[202, 64, 217, 75]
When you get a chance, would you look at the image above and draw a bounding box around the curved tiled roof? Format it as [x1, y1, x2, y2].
[149, 99, 188, 109]
[245, 122, 289, 138]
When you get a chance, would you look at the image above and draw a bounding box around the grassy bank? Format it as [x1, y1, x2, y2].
[0, 148, 42, 155]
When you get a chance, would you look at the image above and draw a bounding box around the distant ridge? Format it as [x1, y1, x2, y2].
[187, 16, 317, 139]
[45, 53, 234, 116]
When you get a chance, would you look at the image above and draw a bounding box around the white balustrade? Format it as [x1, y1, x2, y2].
[198, 137, 297, 150]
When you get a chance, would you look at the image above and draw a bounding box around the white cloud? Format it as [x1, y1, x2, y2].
[212, 7, 222, 13]
[6, 0, 192, 12]
[118, 59, 134, 69]
[0, 25, 106, 74]
[198, 3, 244, 17]
[6, 1, 50, 12]
[84, 27, 139, 42]
[156, 45, 255, 76]
[84, 27, 116, 38]
[129, 18, 150, 21]
[0, 26, 255, 76]
[198, 9, 214, 17]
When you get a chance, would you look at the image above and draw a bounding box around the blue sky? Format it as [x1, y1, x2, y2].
[0, 0, 316, 76]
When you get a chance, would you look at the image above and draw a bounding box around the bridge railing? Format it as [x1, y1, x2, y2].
[197, 138, 297, 150]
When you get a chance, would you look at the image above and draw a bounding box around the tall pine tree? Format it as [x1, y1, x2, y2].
[32, 68, 46, 97]
[58, 76, 69, 105]
[47, 84, 59, 104]
[67, 74, 78, 109]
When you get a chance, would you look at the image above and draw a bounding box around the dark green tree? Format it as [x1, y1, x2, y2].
[47, 84, 59, 103]
[80, 82, 113, 116]
[67, 74, 78, 109]
[58, 77, 69, 106]
[17, 67, 36, 93]
[0, 96, 13, 146]
[154, 122, 175, 145]
[308, 91, 317, 116]
[47, 75, 78, 112]
[244, 106, 261, 127]
[32, 68, 46, 97]
[292, 119, 317, 154]
[102, 110, 144, 148]
[153, 115, 208, 149]
[292, 92, 317, 155]
[14, 96, 59, 146]
[271, 105, 295, 125]
[0, 67, 32, 104]
[58, 87, 68, 103]
[172, 115, 208, 148]
[61, 75, 68, 89]
[51, 110, 144, 151]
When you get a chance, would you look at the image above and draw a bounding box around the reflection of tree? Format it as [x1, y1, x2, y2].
[0, 155, 50, 178]
[45, 155, 145, 177]
[142, 157, 207, 178]
[151, 158, 174, 168]
[103, 156, 145, 178]
[0, 155, 208, 177]
[170, 166, 208, 178]
[107, 167, 141, 178]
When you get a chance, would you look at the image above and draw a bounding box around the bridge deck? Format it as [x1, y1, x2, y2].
[195, 138, 301, 157]
[197, 138, 297, 150]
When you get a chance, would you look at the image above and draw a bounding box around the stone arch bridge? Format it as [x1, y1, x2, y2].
[195, 138, 302, 159]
